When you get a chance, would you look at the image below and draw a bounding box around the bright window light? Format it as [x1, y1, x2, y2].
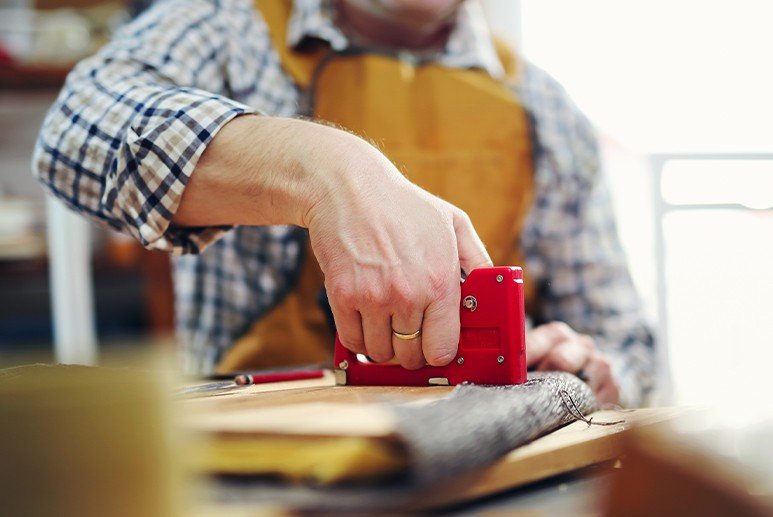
[662, 160, 773, 209]
[664, 209, 773, 416]
[521, 1, 773, 413]
[521, 0, 773, 153]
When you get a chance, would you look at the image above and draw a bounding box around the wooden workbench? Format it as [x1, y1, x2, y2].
[183, 371, 683, 511]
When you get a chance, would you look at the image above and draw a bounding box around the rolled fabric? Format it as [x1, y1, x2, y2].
[394, 372, 598, 484]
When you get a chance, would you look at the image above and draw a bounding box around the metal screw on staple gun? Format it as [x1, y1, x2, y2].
[338, 360, 349, 370]
[497, 355, 505, 363]
[496, 274, 504, 283]
[463, 295, 477, 312]
[457, 357, 464, 365]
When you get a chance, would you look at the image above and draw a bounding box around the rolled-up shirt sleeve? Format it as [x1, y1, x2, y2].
[33, 0, 258, 254]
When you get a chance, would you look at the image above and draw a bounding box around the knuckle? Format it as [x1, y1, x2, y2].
[426, 270, 456, 299]
[360, 285, 389, 310]
[427, 270, 448, 294]
[402, 300, 424, 316]
[549, 351, 571, 371]
[389, 277, 417, 308]
[456, 207, 472, 224]
[327, 280, 357, 308]
[547, 321, 574, 340]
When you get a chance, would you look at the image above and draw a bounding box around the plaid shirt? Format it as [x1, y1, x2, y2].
[33, 0, 655, 405]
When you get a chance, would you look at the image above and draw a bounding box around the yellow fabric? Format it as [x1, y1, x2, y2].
[193, 435, 405, 483]
[220, 0, 535, 372]
[255, 0, 326, 88]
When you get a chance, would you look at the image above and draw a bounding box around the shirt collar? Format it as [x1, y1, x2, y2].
[286, 0, 505, 79]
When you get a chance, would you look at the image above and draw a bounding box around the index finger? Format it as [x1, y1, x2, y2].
[452, 209, 493, 275]
[420, 288, 461, 367]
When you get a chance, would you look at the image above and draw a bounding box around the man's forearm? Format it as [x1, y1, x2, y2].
[173, 115, 359, 228]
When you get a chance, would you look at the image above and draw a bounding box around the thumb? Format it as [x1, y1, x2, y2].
[452, 209, 493, 274]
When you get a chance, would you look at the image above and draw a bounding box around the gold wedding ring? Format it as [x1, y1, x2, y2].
[392, 328, 421, 340]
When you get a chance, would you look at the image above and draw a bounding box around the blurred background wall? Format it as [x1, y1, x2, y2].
[0, 0, 173, 362]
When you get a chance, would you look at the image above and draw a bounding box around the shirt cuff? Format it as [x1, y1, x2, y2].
[108, 87, 257, 255]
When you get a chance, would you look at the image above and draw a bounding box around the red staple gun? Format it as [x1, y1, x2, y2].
[333, 266, 527, 386]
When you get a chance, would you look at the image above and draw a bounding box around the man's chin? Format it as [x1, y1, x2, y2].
[357, 0, 463, 27]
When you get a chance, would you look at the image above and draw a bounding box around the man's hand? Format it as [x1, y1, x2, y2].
[307, 133, 492, 370]
[176, 116, 492, 370]
[527, 322, 620, 405]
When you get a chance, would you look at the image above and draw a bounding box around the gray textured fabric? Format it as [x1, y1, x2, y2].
[395, 372, 598, 484]
[212, 372, 599, 511]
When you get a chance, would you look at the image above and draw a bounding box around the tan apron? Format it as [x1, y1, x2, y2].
[217, 0, 535, 372]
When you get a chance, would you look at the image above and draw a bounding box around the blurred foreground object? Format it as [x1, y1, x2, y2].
[603, 426, 772, 517]
[0, 362, 182, 517]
